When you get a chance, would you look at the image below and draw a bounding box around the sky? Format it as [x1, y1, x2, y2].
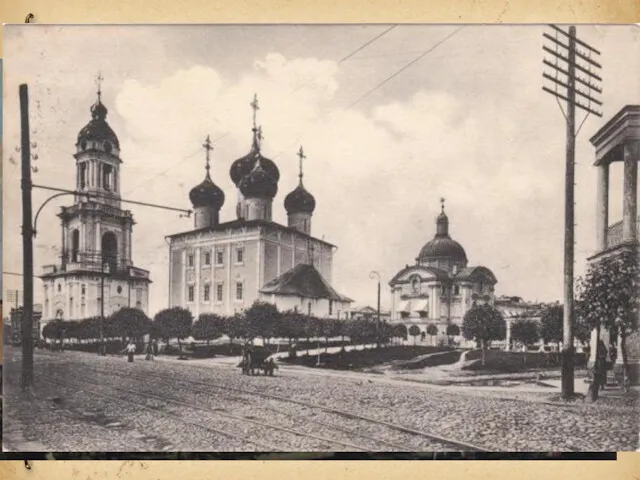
[2, 24, 639, 315]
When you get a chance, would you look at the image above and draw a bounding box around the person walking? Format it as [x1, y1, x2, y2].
[124, 340, 136, 363]
[145, 339, 155, 361]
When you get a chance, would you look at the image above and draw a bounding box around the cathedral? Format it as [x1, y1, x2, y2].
[166, 95, 353, 319]
[388, 200, 497, 341]
[40, 83, 151, 324]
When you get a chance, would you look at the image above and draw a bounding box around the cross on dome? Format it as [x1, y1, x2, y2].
[297, 145, 306, 182]
[440, 197, 446, 213]
[95, 72, 104, 101]
[250, 93, 260, 131]
[202, 135, 214, 174]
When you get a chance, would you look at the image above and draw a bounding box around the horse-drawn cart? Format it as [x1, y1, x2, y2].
[238, 346, 278, 376]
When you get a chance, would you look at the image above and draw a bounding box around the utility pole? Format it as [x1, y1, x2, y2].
[100, 255, 106, 355]
[370, 271, 381, 348]
[20, 84, 34, 391]
[542, 25, 602, 399]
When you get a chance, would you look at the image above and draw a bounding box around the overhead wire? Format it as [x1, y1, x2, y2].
[123, 25, 399, 196]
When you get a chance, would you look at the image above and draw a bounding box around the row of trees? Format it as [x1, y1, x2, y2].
[41, 302, 413, 353]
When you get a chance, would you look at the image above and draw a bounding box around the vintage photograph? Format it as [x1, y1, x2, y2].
[1, 24, 638, 452]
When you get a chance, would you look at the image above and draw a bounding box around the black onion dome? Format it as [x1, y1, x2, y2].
[239, 160, 278, 199]
[418, 237, 468, 264]
[189, 174, 225, 209]
[230, 136, 280, 186]
[284, 183, 316, 214]
[77, 99, 120, 150]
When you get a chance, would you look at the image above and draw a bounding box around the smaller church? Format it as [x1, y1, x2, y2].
[166, 95, 353, 319]
[388, 200, 497, 342]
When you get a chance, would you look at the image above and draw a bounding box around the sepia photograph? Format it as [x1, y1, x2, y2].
[1, 23, 638, 453]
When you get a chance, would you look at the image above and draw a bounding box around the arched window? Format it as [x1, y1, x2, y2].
[103, 164, 113, 191]
[79, 163, 87, 189]
[71, 229, 80, 262]
[102, 231, 118, 272]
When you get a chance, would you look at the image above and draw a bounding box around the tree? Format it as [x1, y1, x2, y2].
[153, 307, 193, 351]
[409, 325, 420, 346]
[540, 305, 563, 346]
[110, 308, 151, 342]
[426, 324, 438, 346]
[223, 314, 246, 345]
[43, 319, 65, 348]
[192, 313, 224, 346]
[244, 301, 280, 344]
[393, 324, 408, 345]
[462, 304, 506, 366]
[576, 249, 639, 391]
[511, 319, 539, 364]
[446, 324, 460, 345]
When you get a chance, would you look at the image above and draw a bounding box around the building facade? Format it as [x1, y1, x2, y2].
[388, 201, 497, 343]
[40, 85, 151, 325]
[586, 105, 639, 383]
[167, 96, 352, 318]
[494, 296, 554, 351]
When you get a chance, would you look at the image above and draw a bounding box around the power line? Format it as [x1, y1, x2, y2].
[271, 26, 465, 160]
[346, 26, 465, 110]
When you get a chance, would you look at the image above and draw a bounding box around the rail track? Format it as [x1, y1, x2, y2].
[34, 356, 490, 452]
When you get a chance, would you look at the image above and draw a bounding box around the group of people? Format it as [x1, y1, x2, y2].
[121, 338, 158, 363]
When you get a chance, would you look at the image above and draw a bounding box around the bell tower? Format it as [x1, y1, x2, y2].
[41, 76, 151, 324]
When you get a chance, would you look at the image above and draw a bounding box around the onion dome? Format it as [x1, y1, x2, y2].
[284, 184, 316, 214]
[417, 200, 468, 264]
[189, 173, 225, 209]
[239, 158, 278, 199]
[284, 146, 315, 214]
[77, 92, 120, 151]
[189, 135, 225, 209]
[230, 94, 280, 186]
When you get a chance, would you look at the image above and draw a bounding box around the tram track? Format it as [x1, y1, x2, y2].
[36, 356, 490, 451]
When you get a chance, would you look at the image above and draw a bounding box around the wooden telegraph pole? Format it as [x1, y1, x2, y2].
[542, 25, 602, 398]
[20, 84, 35, 390]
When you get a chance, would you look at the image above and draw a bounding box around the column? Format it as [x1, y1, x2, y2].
[181, 250, 187, 306]
[596, 163, 609, 251]
[61, 221, 67, 261]
[505, 319, 512, 351]
[195, 248, 200, 318]
[622, 142, 638, 243]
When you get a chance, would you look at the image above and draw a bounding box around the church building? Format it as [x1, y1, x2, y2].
[40, 82, 152, 325]
[166, 95, 353, 319]
[388, 200, 497, 342]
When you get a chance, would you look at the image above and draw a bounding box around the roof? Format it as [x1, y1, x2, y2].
[388, 265, 450, 285]
[166, 218, 336, 248]
[455, 266, 498, 284]
[260, 263, 353, 303]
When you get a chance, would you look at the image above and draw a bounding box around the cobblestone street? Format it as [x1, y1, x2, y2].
[3, 347, 638, 452]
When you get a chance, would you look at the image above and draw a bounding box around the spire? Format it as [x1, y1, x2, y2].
[436, 197, 449, 237]
[90, 72, 108, 121]
[203, 135, 214, 177]
[297, 145, 306, 185]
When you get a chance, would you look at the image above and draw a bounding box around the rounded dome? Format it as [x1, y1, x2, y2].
[284, 184, 316, 214]
[77, 99, 120, 150]
[230, 150, 280, 186]
[189, 174, 225, 209]
[239, 161, 278, 199]
[418, 237, 468, 264]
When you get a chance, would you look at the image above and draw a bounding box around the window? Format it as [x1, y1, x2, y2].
[204, 252, 211, 266]
[57, 284, 61, 292]
[81, 285, 86, 296]
[216, 250, 224, 265]
[79, 163, 87, 189]
[236, 282, 243, 301]
[188, 285, 195, 302]
[187, 254, 194, 268]
[103, 164, 113, 191]
[203, 284, 210, 302]
[236, 247, 244, 264]
[329, 300, 333, 316]
[308, 302, 312, 316]
[216, 284, 223, 302]
[454, 285, 460, 295]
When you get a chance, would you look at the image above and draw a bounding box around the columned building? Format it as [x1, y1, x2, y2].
[167, 96, 352, 318]
[40, 83, 152, 325]
[587, 105, 639, 381]
[388, 200, 497, 343]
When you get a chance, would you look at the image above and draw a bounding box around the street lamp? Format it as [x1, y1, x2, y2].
[369, 271, 381, 349]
